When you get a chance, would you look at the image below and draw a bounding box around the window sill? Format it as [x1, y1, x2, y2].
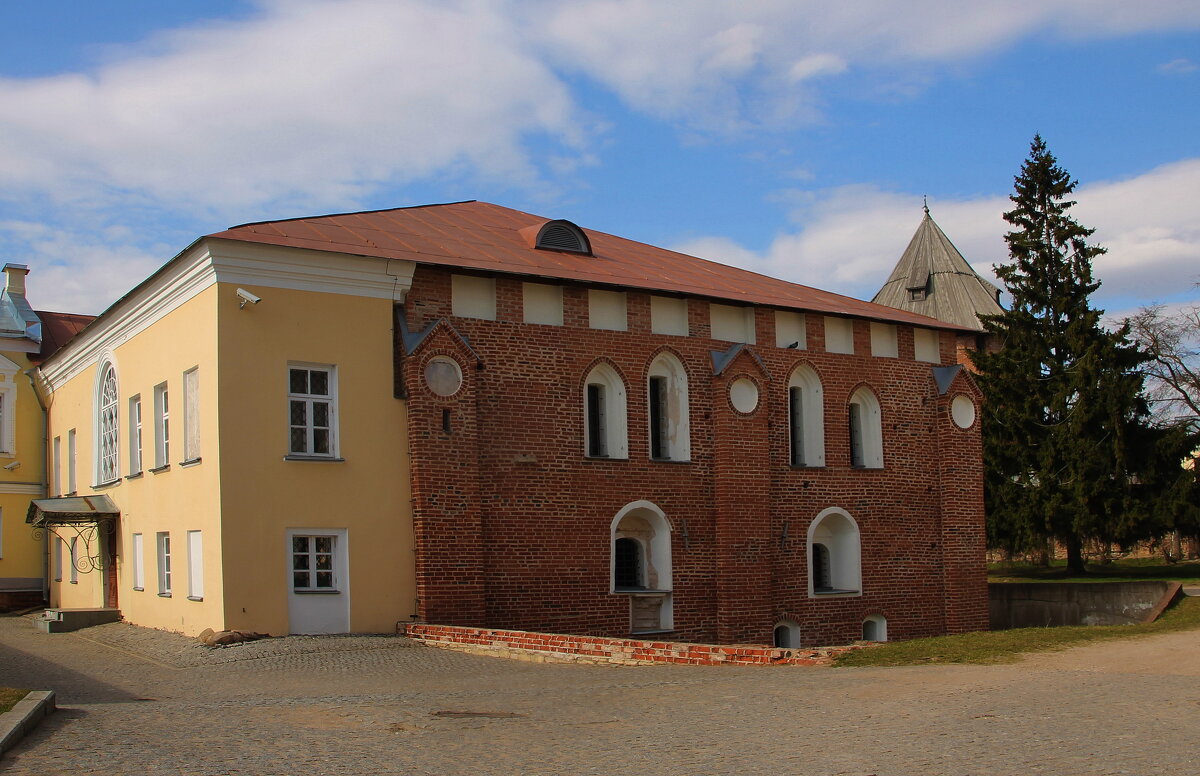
[789, 464, 826, 470]
[133, 586, 144, 592]
[583, 455, 628, 462]
[292, 589, 342, 595]
[851, 465, 883, 471]
[92, 478, 120, 489]
[612, 588, 671, 595]
[649, 458, 692, 465]
[812, 589, 860, 597]
[284, 455, 345, 463]
[69, 580, 77, 585]
[149, 464, 170, 474]
[179, 457, 202, 468]
[158, 592, 172, 598]
[124, 472, 144, 480]
[187, 595, 203, 602]
[64, 492, 77, 497]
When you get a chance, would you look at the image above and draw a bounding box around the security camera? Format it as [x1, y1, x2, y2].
[3, 461, 19, 471]
[236, 288, 262, 309]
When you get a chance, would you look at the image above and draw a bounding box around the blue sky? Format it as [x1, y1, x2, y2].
[0, 0, 1197, 317]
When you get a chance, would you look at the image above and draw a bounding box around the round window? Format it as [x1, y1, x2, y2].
[951, 394, 976, 429]
[729, 378, 759, 414]
[424, 357, 463, 397]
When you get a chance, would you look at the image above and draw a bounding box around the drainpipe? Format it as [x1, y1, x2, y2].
[26, 367, 49, 604]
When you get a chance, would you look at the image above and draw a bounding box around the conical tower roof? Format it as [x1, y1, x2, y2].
[872, 208, 1003, 331]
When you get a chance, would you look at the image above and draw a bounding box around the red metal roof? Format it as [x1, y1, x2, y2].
[33, 311, 96, 364]
[208, 201, 971, 330]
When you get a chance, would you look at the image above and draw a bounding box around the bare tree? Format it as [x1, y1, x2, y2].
[1129, 298, 1200, 425]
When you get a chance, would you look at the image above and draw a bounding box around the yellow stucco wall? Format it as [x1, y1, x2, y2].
[214, 282, 413, 635]
[43, 286, 223, 630]
[0, 347, 48, 589]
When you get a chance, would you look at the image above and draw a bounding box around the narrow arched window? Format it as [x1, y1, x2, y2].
[862, 615, 888, 642]
[614, 537, 643, 589]
[808, 508, 862, 596]
[98, 364, 119, 483]
[848, 386, 883, 469]
[647, 352, 690, 461]
[773, 621, 801, 648]
[583, 363, 628, 459]
[788, 365, 824, 467]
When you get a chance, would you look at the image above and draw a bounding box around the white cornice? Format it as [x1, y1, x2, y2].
[38, 239, 416, 390]
[207, 240, 415, 302]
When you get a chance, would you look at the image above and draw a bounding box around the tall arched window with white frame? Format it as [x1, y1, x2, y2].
[647, 352, 690, 462]
[97, 362, 119, 483]
[848, 386, 883, 469]
[583, 363, 628, 459]
[787, 365, 825, 467]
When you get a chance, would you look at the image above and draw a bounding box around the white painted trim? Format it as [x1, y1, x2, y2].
[38, 239, 415, 388]
[806, 507, 862, 598]
[0, 482, 45, 495]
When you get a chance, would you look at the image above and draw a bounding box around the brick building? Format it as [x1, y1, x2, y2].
[215, 200, 989, 646]
[32, 200, 988, 646]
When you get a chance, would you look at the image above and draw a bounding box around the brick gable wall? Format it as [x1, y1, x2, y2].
[402, 266, 987, 646]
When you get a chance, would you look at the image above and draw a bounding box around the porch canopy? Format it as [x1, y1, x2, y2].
[26, 494, 120, 526]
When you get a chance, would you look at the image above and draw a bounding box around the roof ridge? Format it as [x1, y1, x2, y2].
[223, 200, 481, 231]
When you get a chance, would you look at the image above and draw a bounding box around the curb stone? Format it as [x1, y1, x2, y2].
[0, 691, 56, 757]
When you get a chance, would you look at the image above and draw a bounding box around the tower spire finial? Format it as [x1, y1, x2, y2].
[923, 195, 930, 216]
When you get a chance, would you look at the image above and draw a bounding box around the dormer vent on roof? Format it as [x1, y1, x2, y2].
[527, 219, 592, 255]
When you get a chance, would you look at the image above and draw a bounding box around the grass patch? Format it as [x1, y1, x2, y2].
[0, 687, 28, 713]
[834, 594, 1200, 667]
[989, 557, 1200, 583]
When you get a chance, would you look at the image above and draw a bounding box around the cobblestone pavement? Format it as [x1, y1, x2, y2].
[3, 616, 1200, 776]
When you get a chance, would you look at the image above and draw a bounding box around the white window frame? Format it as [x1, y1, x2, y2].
[153, 383, 169, 469]
[807, 507, 862, 597]
[67, 428, 77, 494]
[288, 364, 338, 458]
[0, 353, 19, 455]
[848, 386, 884, 469]
[95, 361, 120, 484]
[788, 365, 825, 467]
[186, 530, 204, 600]
[131, 533, 145, 590]
[128, 395, 143, 475]
[52, 435, 61, 496]
[183, 368, 200, 462]
[583, 363, 628, 459]
[290, 533, 340, 592]
[647, 352, 690, 462]
[156, 531, 172, 595]
[69, 536, 79, 584]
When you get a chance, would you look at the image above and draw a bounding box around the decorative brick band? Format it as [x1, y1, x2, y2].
[403, 623, 870, 666]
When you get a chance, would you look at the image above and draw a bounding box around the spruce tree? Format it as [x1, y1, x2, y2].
[973, 136, 1156, 573]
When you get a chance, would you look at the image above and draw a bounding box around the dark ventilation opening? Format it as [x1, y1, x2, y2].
[586, 383, 607, 457]
[812, 543, 832, 592]
[535, 220, 592, 254]
[649, 376, 667, 459]
[441, 409, 452, 434]
[789, 386, 804, 466]
[614, 538, 643, 588]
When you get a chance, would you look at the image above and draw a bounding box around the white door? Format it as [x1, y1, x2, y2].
[286, 529, 350, 634]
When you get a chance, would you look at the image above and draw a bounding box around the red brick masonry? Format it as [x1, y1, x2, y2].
[404, 623, 869, 666]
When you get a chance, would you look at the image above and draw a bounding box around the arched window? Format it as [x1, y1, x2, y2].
[96, 361, 120, 484]
[611, 500, 673, 632]
[647, 352, 690, 461]
[773, 621, 801, 648]
[807, 508, 862, 596]
[848, 386, 883, 469]
[583, 363, 628, 459]
[787, 365, 825, 467]
[862, 615, 888, 642]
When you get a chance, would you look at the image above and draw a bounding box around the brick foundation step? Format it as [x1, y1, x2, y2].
[34, 608, 121, 633]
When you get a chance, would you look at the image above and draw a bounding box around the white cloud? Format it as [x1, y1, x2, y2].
[1158, 57, 1198, 74]
[674, 159, 1200, 311]
[0, 220, 166, 314]
[0, 0, 590, 215]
